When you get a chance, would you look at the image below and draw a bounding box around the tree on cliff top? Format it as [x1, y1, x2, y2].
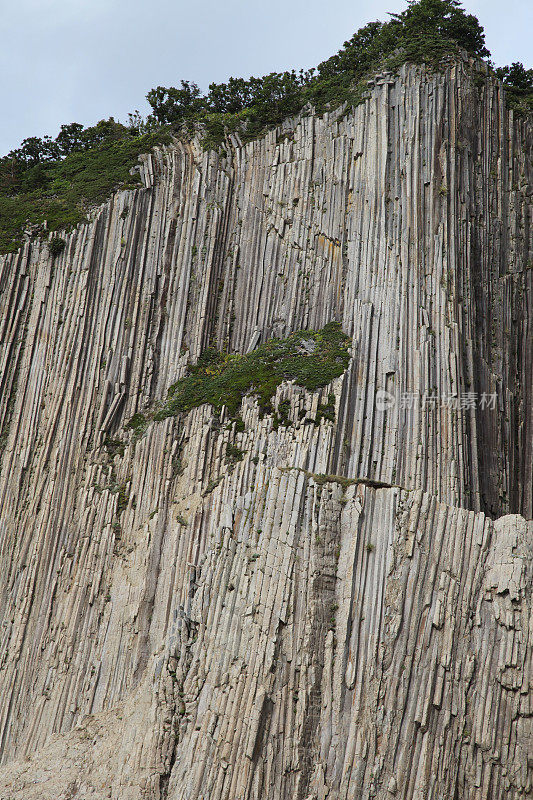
[145, 0, 491, 130]
[0, 0, 530, 254]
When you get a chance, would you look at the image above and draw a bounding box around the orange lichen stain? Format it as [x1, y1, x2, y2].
[317, 234, 341, 259]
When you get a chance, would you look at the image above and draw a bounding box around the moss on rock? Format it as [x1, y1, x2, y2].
[153, 322, 350, 422]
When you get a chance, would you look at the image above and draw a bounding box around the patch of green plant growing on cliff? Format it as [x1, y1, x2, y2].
[315, 393, 337, 424]
[0, 124, 171, 253]
[48, 237, 66, 258]
[126, 412, 149, 438]
[103, 437, 126, 458]
[272, 399, 292, 431]
[226, 443, 245, 463]
[116, 484, 129, 514]
[153, 322, 350, 423]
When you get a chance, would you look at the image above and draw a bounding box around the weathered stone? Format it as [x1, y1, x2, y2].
[0, 61, 531, 799]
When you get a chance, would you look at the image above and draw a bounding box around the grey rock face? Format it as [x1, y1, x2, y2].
[0, 61, 531, 799]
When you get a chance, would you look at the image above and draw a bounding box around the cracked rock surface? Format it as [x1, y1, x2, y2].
[0, 61, 531, 799]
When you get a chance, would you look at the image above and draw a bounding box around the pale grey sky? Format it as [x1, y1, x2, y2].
[1, 0, 531, 155]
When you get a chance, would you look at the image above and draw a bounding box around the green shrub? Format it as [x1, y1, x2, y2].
[153, 322, 350, 422]
[103, 437, 125, 458]
[273, 399, 292, 430]
[316, 393, 336, 424]
[233, 416, 245, 433]
[48, 237, 66, 258]
[226, 443, 245, 463]
[126, 412, 148, 437]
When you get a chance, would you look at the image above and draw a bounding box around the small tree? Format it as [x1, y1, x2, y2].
[146, 82, 206, 124]
[208, 77, 255, 114]
[495, 62, 533, 112]
[496, 62, 533, 94]
[81, 118, 129, 149]
[15, 136, 59, 165]
[55, 123, 86, 156]
[389, 0, 490, 60]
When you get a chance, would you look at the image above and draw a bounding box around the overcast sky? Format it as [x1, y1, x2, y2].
[1, 0, 531, 155]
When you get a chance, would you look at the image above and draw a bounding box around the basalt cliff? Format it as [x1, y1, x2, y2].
[0, 60, 532, 799]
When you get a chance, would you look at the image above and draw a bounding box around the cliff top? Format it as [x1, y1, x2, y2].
[1, 0, 531, 255]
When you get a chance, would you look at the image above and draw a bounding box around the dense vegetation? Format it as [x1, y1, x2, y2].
[1, 0, 531, 253]
[142, 0, 531, 139]
[146, 0, 493, 146]
[131, 323, 351, 427]
[0, 120, 170, 253]
[495, 62, 533, 112]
